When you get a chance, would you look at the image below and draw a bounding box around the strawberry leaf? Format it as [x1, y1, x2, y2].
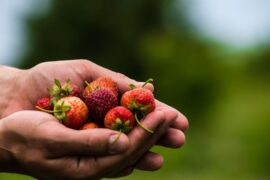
[54, 101, 71, 121]
[48, 79, 74, 104]
[115, 118, 122, 125]
[129, 84, 136, 90]
[122, 127, 132, 133]
[123, 120, 130, 127]
[111, 124, 118, 130]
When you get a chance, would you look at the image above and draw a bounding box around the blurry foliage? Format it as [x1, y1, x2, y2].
[20, 0, 167, 79]
[20, 0, 220, 124]
[5, 0, 270, 179]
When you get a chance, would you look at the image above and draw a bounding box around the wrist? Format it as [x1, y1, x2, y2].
[0, 65, 25, 118]
[0, 120, 18, 173]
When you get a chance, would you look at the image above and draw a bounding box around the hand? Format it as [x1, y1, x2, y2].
[0, 108, 179, 179]
[0, 60, 188, 178]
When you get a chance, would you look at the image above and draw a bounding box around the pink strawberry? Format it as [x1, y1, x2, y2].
[83, 77, 118, 99]
[69, 83, 80, 97]
[36, 96, 88, 129]
[36, 97, 53, 110]
[84, 88, 118, 123]
[104, 106, 135, 133]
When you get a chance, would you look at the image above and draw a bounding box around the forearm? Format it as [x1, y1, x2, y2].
[0, 65, 24, 118]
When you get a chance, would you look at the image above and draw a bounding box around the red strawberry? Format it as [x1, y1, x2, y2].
[121, 79, 155, 133]
[104, 106, 135, 133]
[121, 79, 155, 115]
[69, 83, 80, 97]
[80, 122, 99, 130]
[36, 97, 53, 110]
[83, 77, 118, 99]
[84, 88, 118, 123]
[49, 79, 81, 104]
[36, 96, 88, 129]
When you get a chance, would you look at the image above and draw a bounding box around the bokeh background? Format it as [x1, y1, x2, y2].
[1, 0, 270, 179]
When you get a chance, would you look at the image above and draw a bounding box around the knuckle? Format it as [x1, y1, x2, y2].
[126, 156, 139, 166]
[20, 149, 44, 167]
[78, 59, 91, 65]
[167, 109, 179, 121]
[86, 135, 95, 149]
[170, 130, 186, 148]
[85, 134, 105, 153]
[116, 72, 128, 79]
[61, 158, 99, 179]
[178, 131, 186, 147]
[180, 113, 189, 131]
[155, 110, 166, 123]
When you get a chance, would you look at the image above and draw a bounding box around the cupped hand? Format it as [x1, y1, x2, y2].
[0, 107, 180, 179]
[0, 60, 188, 178]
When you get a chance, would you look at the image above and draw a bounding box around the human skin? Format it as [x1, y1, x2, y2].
[0, 60, 188, 179]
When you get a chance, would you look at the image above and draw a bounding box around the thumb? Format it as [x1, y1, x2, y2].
[50, 128, 130, 157]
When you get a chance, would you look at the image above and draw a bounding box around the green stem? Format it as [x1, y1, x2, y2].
[135, 113, 154, 134]
[35, 106, 61, 113]
[142, 78, 154, 88]
[111, 130, 122, 145]
[84, 80, 91, 87]
[85, 80, 94, 91]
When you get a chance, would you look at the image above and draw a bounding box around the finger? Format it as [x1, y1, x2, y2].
[44, 156, 100, 179]
[110, 72, 154, 93]
[106, 152, 163, 178]
[128, 110, 169, 148]
[156, 100, 189, 131]
[92, 110, 165, 169]
[157, 128, 186, 148]
[135, 151, 164, 171]
[47, 127, 129, 157]
[106, 166, 134, 178]
[80, 60, 154, 93]
[172, 113, 189, 132]
[123, 108, 178, 159]
[95, 109, 176, 172]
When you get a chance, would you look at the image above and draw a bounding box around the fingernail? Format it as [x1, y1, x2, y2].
[109, 134, 128, 154]
[138, 82, 154, 92]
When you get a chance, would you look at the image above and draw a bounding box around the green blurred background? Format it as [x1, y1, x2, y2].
[1, 0, 270, 179]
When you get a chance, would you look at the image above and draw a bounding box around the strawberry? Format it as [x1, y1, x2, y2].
[80, 122, 99, 130]
[69, 83, 80, 97]
[121, 88, 155, 114]
[83, 77, 118, 99]
[104, 106, 135, 133]
[36, 97, 53, 110]
[121, 79, 155, 114]
[84, 88, 118, 123]
[49, 79, 81, 104]
[121, 79, 155, 133]
[36, 96, 88, 129]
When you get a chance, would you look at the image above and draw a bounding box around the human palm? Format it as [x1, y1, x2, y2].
[0, 60, 188, 179]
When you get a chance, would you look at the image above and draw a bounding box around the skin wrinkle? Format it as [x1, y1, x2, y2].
[73, 60, 94, 84]
[135, 152, 163, 171]
[99, 111, 168, 177]
[0, 74, 13, 118]
[1, 69, 31, 118]
[0, 121, 22, 174]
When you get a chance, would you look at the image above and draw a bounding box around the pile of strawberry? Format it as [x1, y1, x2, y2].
[36, 77, 155, 134]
